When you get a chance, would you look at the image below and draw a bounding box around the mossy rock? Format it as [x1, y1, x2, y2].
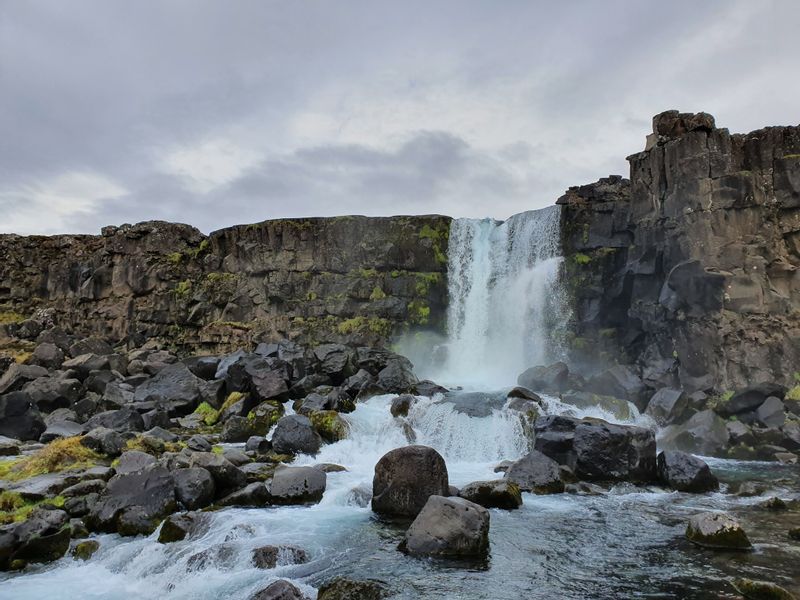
[308, 410, 349, 443]
[686, 512, 752, 550]
[72, 539, 100, 561]
[732, 578, 797, 600]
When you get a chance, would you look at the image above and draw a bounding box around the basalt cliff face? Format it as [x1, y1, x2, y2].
[0, 216, 450, 354]
[559, 111, 800, 393]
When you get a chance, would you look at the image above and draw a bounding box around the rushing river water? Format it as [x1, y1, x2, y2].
[2, 393, 799, 599]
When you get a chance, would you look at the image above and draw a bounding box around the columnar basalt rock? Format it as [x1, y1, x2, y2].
[0, 216, 451, 355]
[558, 111, 800, 394]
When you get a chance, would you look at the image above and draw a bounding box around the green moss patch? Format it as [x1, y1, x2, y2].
[0, 437, 101, 482]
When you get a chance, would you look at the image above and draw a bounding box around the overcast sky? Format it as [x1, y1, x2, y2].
[1, 0, 798, 235]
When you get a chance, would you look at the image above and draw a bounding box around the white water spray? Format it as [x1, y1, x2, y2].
[439, 206, 568, 387]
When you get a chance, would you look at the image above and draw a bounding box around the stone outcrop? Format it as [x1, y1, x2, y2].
[0, 216, 450, 355]
[558, 111, 800, 393]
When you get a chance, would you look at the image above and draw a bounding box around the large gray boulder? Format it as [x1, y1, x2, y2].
[271, 414, 322, 455]
[645, 388, 688, 425]
[23, 377, 82, 412]
[656, 451, 719, 493]
[314, 344, 356, 384]
[86, 465, 176, 535]
[686, 512, 751, 550]
[0, 391, 46, 441]
[505, 450, 564, 494]
[84, 408, 145, 433]
[188, 452, 246, 494]
[226, 354, 290, 402]
[173, 467, 216, 510]
[659, 410, 729, 456]
[371, 445, 449, 517]
[376, 358, 418, 393]
[133, 362, 206, 416]
[30, 342, 65, 370]
[573, 420, 657, 482]
[81, 427, 125, 456]
[0, 363, 48, 395]
[517, 362, 569, 394]
[716, 383, 787, 417]
[584, 365, 647, 408]
[267, 466, 326, 505]
[400, 495, 490, 557]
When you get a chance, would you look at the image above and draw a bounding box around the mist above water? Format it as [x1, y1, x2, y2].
[435, 206, 568, 388]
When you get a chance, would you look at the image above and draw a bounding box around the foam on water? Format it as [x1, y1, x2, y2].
[438, 206, 568, 388]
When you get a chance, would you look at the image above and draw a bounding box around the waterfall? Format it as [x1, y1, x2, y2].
[439, 205, 568, 388]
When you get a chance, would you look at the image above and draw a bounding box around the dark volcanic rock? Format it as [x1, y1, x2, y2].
[271, 414, 322, 455]
[505, 450, 564, 494]
[371, 445, 449, 518]
[173, 468, 216, 510]
[517, 362, 569, 393]
[400, 495, 489, 557]
[267, 466, 326, 505]
[659, 410, 729, 456]
[656, 451, 719, 493]
[0, 391, 46, 441]
[572, 420, 656, 482]
[717, 383, 788, 417]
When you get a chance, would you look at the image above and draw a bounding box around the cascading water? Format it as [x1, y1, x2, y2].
[440, 206, 568, 388]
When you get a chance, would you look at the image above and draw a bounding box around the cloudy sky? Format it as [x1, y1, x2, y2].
[1, 0, 798, 235]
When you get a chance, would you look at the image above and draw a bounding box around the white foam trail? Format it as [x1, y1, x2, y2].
[438, 206, 568, 388]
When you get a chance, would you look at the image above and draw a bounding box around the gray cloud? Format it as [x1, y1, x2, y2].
[1, 0, 798, 234]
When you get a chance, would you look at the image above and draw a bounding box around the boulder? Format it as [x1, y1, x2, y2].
[226, 355, 290, 402]
[517, 362, 569, 393]
[0, 391, 46, 441]
[0, 363, 49, 395]
[573, 420, 656, 482]
[376, 358, 418, 393]
[39, 420, 83, 443]
[317, 578, 389, 600]
[458, 480, 522, 509]
[217, 482, 270, 507]
[685, 512, 751, 550]
[158, 512, 201, 543]
[250, 580, 308, 600]
[84, 408, 145, 434]
[267, 466, 326, 505]
[645, 388, 688, 425]
[173, 467, 216, 510]
[584, 365, 647, 409]
[1, 508, 70, 569]
[68, 337, 113, 358]
[30, 342, 65, 369]
[560, 391, 632, 421]
[115, 450, 157, 475]
[24, 377, 82, 412]
[732, 578, 796, 600]
[412, 380, 448, 398]
[390, 394, 416, 417]
[314, 344, 356, 383]
[756, 397, 786, 428]
[188, 452, 246, 494]
[717, 383, 787, 417]
[245, 436, 271, 454]
[220, 416, 258, 443]
[81, 427, 125, 456]
[308, 410, 349, 443]
[371, 445, 449, 517]
[132, 362, 206, 416]
[251, 544, 308, 569]
[400, 495, 489, 557]
[271, 414, 322, 455]
[71, 539, 100, 561]
[659, 410, 729, 456]
[505, 450, 564, 494]
[656, 451, 719, 493]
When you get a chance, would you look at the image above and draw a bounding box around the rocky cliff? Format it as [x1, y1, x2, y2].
[0, 216, 450, 355]
[559, 111, 800, 394]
